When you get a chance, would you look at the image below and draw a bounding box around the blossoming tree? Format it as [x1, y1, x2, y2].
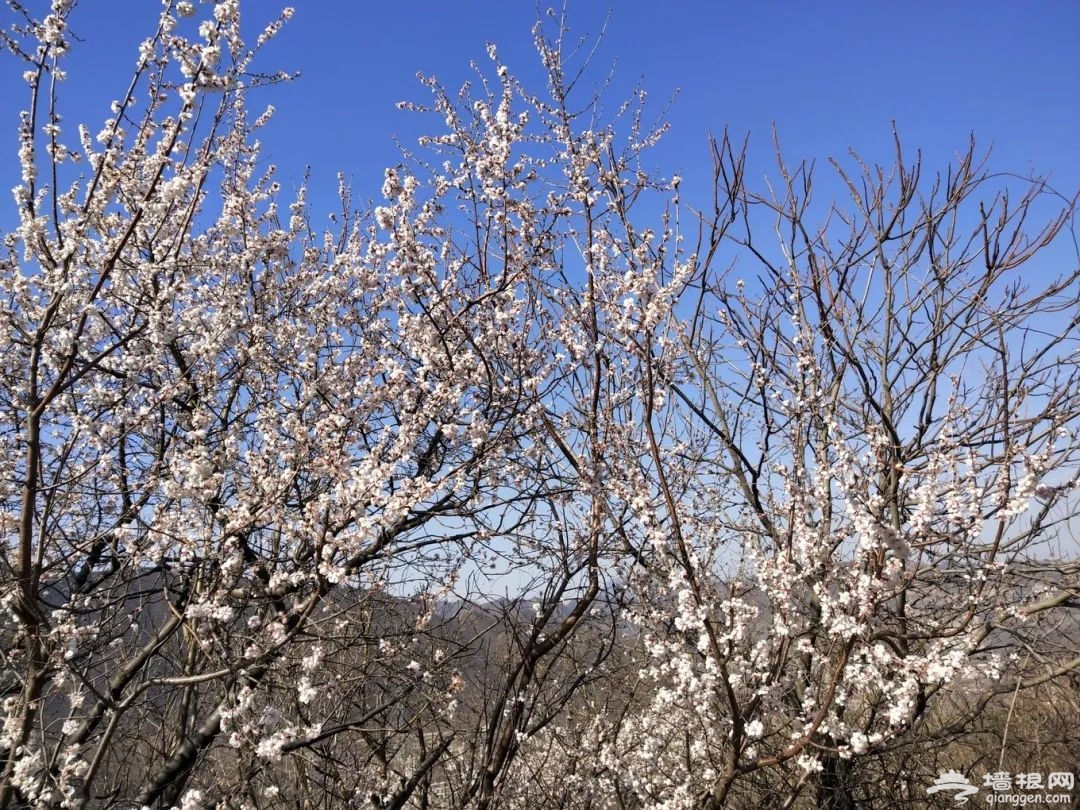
[561, 130, 1080, 809]
[1, 2, 1078, 809]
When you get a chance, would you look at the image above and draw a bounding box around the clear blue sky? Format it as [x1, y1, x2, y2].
[3, 1, 1078, 229]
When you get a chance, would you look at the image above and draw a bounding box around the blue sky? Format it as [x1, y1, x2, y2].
[3, 1, 1078, 235]
[268, 1, 1079, 215]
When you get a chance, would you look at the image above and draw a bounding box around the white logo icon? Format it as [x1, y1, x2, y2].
[926, 770, 979, 804]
